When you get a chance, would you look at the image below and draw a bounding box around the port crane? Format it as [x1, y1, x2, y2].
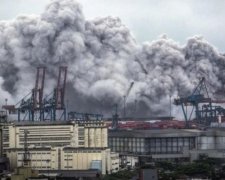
[174, 77, 225, 127]
[43, 66, 67, 121]
[17, 67, 46, 121]
[3, 66, 67, 121]
[112, 81, 134, 129]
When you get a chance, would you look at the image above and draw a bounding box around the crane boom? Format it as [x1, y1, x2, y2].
[33, 67, 46, 109]
[55, 66, 67, 109]
[124, 82, 134, 104]
[174, 77, 225, 127]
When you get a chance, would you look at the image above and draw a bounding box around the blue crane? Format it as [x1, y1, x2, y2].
[43, 66, 67, 121]
[174, 77, 225, 127]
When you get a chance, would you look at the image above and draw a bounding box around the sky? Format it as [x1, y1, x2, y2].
[0, 0, 225, 52]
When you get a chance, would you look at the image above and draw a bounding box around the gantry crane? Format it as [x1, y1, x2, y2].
[174, 77, 225, 127]
[3, 66, 68, 121]
[112, 82, 134, 129]
[17, 67, 46, 121]
[43, 66, 67, 121]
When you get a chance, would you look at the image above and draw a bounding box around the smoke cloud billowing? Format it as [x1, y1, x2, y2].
[0, 0, 225, 118]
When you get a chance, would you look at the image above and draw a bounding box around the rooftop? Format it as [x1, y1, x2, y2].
[39, 169, 101, 178]
[4, 120, 106, 127]
[109, 128, 225, 138]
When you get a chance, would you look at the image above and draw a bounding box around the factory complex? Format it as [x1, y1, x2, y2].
[3, 120, 118, 175]
[1, 118, 225, 179]
[0, 67, 225, 179]
[109, 128, 225, 164]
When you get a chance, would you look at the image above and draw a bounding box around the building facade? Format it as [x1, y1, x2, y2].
[108, 128, 225, 163]
[3, 121, 107, 151]
[3, 121, 118, 174]
[7, 147, 112, 174]
[109, 129, 196, 156]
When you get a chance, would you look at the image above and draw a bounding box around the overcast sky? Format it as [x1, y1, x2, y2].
[1, 0, 225, 51]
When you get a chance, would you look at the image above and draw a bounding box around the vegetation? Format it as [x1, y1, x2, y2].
[157, 155, 225, 180]
[102, 169, 138, 180]
[102, 155, 225, 180]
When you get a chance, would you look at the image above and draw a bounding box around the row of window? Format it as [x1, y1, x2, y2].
[19, 137, 71, 141]
[19, 142, 70, 146]
[18, 159, 51, 162]
[18, 152, 51, 155]
[65, 150, 102, 153]
[109, 137, 196, 154]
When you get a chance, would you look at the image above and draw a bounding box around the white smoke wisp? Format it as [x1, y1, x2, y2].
[0, 0, 225, 118]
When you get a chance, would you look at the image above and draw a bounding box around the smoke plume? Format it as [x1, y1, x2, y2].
[0, 0, 225, 118]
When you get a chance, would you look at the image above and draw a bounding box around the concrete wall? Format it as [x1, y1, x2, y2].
[6, 147, 114, 175]
[84, 127, 108, 148]
[5, 124, 76, 149]
[197, 136, 225, 150]
[197, 136, 215, 150]
[110, 152, 119, 173]
[3, 122, 108, 152]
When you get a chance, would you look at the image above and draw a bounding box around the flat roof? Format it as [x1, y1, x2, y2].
[109, 128, 225, 138]
[63, 147, 109, 151]
[108, 129, 203, 138]
[39, 169, 100, 177]
[6, 147, 109, 151]
[4, 120, 106, 127]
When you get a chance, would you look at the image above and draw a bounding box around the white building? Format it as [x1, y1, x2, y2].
[7, 147, 112, 174]
[3, 121, 119, 174]
[3, 121, 107, 150]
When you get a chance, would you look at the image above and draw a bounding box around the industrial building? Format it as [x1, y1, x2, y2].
[108, 128, 225, 164]
[0, 67, 120, 175]
[3, 120, 107, 150]
[7, 147, 112, 174]
[0, 121, 9, 172]
[2, 66, 225, 178]
[3, 120, 119, 175]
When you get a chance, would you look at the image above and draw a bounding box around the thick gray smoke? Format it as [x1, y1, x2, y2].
[0, 0, 225, 118]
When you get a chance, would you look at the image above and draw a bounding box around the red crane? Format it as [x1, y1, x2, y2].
[33, 67, 46, 109]
[55, 66, 67, 109]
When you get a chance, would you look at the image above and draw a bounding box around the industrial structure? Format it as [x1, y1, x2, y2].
[108, 128, 225, 166]
[43, 66, 67, 121]
[0, 125, 9, 172]
[3, 119, 119, 174]
[0, 66, 120, 176]
[17, 67, 46, 121]
[174, 77, 225, 127]
[2, 66, 225, 178]
[3, 66, 67, 121]
[112, 81, 134, 129]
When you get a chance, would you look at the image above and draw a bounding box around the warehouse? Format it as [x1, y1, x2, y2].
[108, 128, 225, 163]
